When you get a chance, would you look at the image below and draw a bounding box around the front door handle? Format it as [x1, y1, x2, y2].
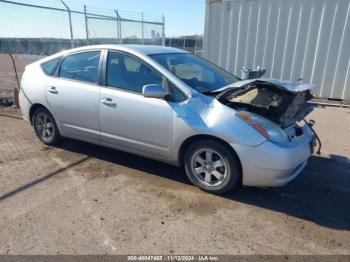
[48, 86, 58, 94]
[102, 98, 116, 108]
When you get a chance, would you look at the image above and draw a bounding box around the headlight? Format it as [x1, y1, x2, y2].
[236, 111, 289, 143]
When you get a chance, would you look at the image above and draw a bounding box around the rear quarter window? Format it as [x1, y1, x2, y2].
[41, 57, 62, 76]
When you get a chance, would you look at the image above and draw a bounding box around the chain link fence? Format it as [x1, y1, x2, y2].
[166, 36, 204, 57]
[84, 6, 164, 45]
[0, 0, 165, 102]
[0, 0, 203, 103]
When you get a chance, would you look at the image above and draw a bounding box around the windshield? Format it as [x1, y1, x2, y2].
[149, 53, 239, 93]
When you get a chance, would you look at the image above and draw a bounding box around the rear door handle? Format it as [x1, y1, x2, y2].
[48, 86, 58, 94]
[102, 98, 116, 107]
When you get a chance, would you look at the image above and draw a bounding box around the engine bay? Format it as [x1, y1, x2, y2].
[217, 80, 314, 128]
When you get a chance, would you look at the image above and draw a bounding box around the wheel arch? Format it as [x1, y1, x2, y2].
[29, 103, 50, 125]
[178, 134, 242, 178]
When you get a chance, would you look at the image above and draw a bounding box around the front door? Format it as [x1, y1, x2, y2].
[99, 51, 173, 159]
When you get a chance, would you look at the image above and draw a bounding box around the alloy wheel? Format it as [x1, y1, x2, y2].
[35, 112, 54, 141]
[190, 148, 228, 187]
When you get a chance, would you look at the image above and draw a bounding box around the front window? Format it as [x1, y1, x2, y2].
[106, 51, 163, 93]
[149, 53, 239, 93]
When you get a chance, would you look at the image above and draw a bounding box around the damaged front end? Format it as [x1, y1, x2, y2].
[216, 79, 321, 153]
[217, 79, 315, 128]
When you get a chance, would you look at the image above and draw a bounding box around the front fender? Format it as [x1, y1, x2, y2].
[170, 93, 267, 162]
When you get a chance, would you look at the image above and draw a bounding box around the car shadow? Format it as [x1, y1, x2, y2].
[57, 138, 350, 231]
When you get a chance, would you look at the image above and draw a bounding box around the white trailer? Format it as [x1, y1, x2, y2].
[204, 0, 350, 100]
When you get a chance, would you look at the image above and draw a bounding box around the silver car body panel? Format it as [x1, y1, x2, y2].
[19, 45, 315, 187]
[45, 77, 101, 140]
[99, 86, 173, 159]
[231, 124, 313, 187]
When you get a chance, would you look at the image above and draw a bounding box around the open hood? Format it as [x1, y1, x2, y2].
[217, 79, 315, 128]
[217, 78, 316, 93]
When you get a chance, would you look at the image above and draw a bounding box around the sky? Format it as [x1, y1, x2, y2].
[0, 0, 206, 38]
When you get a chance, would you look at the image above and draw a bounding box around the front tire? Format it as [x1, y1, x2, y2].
[184, 139, 241, 194]
[32, 107, 61, 145]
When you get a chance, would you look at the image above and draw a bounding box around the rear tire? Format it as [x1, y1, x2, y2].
[32, 107, 61, 145]
[184, 139, 241, 194]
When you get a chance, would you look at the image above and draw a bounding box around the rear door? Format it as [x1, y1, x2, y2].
[99, 50, 173, 159]
[45, 50, 102, 140]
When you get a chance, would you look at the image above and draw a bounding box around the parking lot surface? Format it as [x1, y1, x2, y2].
[0, 105, 349, 255]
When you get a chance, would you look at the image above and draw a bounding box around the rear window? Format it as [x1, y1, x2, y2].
[41, 57, 62, 76]
[59, 51, 101, 84]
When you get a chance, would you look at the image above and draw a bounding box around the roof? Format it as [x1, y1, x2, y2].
[62, 44, 188, 56]
[121, 45, 188, 55]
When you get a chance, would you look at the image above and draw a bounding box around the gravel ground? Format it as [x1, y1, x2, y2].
[0, 105, 349, 255]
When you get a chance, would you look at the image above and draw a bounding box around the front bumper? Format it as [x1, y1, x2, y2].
[232, 124, 315, 187]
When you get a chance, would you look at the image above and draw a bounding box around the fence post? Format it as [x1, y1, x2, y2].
[84, 5, 89, 45]
[60, 0, 74, 48]
[114, 9, 119, 43]
[114, 9, 122, 44]
[194, 34, 197, 55]
[8, 54, 20, 107]
[141, 13, 144, 45]
[162, 15, 165, 46]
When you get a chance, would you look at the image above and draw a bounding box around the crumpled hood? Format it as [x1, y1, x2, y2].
[217, 78, 315, 128]
[219, 78, 316, 93]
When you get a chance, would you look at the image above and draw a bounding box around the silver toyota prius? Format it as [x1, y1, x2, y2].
[19, 45, 318, 194]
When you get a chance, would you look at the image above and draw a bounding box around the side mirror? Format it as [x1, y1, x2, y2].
[142, 84, 166, 99]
